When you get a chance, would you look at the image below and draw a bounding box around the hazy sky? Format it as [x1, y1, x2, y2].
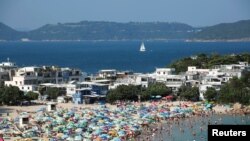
[0, 0, 250, 30]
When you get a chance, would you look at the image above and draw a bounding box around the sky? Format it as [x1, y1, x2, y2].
[0, 0, 250, 30]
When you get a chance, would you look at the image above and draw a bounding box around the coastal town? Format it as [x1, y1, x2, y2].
[0, 57, 249, 103]
[0, 55, 250, 141]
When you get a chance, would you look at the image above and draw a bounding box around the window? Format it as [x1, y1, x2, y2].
[27, 87, 30, 90]
[141, 78, 147, 81]
[22, 87, 24, 90]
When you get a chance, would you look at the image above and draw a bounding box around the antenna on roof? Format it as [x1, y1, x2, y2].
[7, 57, 10, 62]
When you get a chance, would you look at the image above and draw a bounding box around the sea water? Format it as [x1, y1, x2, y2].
[151, 114, 250, 141]
[0, 41, 250, 74]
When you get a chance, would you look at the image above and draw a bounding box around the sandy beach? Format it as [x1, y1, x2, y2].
[1, 102, 113, 119]
[0, 101, 194, 119]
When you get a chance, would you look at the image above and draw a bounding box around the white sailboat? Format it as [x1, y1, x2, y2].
[140, 42, 146, 52]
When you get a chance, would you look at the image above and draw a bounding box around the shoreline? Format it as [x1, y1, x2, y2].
[1, 39, 250, 43]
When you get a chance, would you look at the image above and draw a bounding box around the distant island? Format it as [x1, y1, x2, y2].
[0, 20, 250, 41]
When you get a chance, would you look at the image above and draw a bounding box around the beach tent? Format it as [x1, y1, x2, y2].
[156, 95, 162, 99]
[165, 95, 174, 100]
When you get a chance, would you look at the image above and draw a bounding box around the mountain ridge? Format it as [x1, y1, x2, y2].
[0, 20, 249, 41]
[192, 20, 250, 40]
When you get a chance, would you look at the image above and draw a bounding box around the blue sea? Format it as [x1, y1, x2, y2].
[0, 41, 250, 74]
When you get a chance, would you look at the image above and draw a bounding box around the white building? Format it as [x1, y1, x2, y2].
[19, 115, 29, 127]
[0, 60, 17, 71]
[5, 66, 86, 92]
[47, 102, 57, 112]
[185, 66, 210, 81]
[151, 68, 185, 92]
[110, 73, 154, 89]
[65, 81, 109, 97]
[98, 69, 117, 79]
[135, 74, 155, 88]
[61, 67, 86, 82]
[164, 75, 185, 92]
[0, 59, 17, 83]
[198, 62, 249, 100]
[155, 68, 175, 76]
[5, 67, 42, 91]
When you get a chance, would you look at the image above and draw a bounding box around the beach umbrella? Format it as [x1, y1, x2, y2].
[100, 134, 110, 140]
[137, 119, 143, 124]
[108, 130, 117, 137]
[74, 135, 83, 141]
[83, 138, 91, 141]
[66, 137, 74, 141]
[63, 129, 70, 134]
[56, 117, 65, 124]
[63, 114, 70, 118]
[56, 133, 63, 138]
[111, 137, 121, 141]
[66, 122, 75, 129]
[206, 104, 212, 108]
[83, 132, 92, 139]
[118, 130, 126, 137]
[93, 129, 102, 135]
[53, 126, 61, 132]
[61, 134, 69, 139]
[75, 128, 82, 134]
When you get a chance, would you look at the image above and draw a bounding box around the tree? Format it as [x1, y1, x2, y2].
[179, 86, 199, 101]
[0, 84, 4, 105]
[106, 90, 118, 104]
[25, 91, 39, 101]
[218, 77, 250, 105]
[38, 86, 46, 95]
[140, 90, 151, 101]
[169, 53, 250, 74]
[146, 82, 171, 97]
[241, 71, 250, 87]
[169, 57, 201, 73]
[46, 87, 60, 100]
[204, 87, 217, 101]
[107, 85, 140, 103]
[0, 85, 24, 105]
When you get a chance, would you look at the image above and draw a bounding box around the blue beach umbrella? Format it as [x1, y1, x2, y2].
[118, 130, 126, 137]
[74, 135, 83, 141]
[100, 134, 109, 140]
[62, 134, 69, 139]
